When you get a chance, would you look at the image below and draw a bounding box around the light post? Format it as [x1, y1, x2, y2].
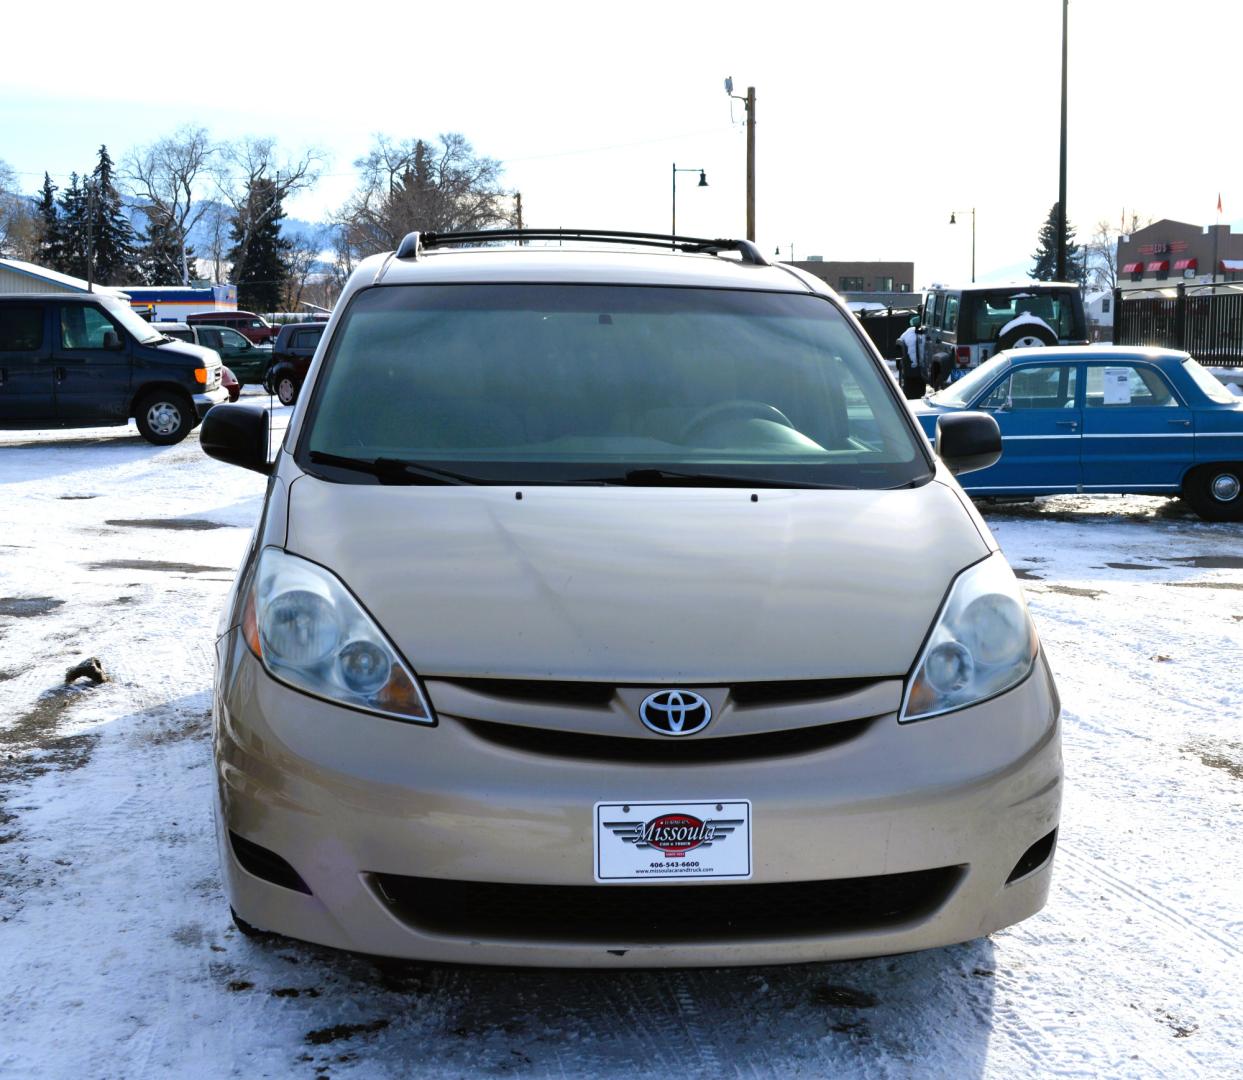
[949, 208, 976, 283]
[671, 164, 708, 236]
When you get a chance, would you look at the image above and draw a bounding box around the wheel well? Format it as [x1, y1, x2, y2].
[1182, 460, 1243, 489]
[129, 382, 194, 420]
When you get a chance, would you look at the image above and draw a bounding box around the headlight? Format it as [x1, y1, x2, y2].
[241, 547, 434, 724]
[901, 552, 1038, 722]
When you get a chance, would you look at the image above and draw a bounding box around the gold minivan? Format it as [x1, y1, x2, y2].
[201, 229, 1060, 966]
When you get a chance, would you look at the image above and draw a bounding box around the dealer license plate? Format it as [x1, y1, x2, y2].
[594, 800, 752, 882]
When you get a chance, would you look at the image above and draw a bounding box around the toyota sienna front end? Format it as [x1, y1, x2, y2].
[202, 230, 1061, 966]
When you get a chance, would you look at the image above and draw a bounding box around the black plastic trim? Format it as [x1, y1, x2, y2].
[229, 831, 312, 895]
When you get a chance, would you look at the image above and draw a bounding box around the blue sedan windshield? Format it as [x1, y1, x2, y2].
[929, 356, 1009, 407]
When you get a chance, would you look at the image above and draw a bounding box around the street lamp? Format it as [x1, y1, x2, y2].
[672, 164, 707, 236]
[949, 208, 976, 283]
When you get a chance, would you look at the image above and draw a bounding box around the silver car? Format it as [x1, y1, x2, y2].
[201, 229, 1061, 967]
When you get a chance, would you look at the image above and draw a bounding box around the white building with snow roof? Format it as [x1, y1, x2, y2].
[0, 258, 130, 300]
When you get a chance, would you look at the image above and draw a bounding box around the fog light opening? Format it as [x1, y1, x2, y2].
[229, 831, 313, 895]
[1005, 828, 1057, 885]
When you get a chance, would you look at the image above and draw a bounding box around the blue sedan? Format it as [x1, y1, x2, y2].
[912, 346, 1243, 521]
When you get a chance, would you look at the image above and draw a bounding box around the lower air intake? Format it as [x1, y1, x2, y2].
[370, 867, 964, 944]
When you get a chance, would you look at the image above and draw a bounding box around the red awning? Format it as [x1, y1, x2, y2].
[1121, 262, 1144, 274]
[1173, 258, 1197, 271]
[1146, 260, 1169, 273]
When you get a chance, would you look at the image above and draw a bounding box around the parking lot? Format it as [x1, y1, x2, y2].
[1, 416, 1240, 1079]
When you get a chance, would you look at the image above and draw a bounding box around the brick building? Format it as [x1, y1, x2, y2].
[788, 259, 915, 295]
[1117, 220, 1243, 291]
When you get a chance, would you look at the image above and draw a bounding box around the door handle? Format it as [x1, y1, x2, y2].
[1056, 420, 1079, 432]
[1168, 419, 1192, 428]
[55, 366, 67, 382]
[0, 367, 6, 386]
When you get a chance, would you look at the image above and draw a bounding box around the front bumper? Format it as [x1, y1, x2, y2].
[213, 635, 1061, 967]
[193, 386, 229, 419]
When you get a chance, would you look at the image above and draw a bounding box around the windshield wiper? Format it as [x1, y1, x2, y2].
[598, 468, 850, 490]
[307, 451, 482, 485]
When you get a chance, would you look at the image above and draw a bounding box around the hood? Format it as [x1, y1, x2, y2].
[909, 398, 952, 437]
[154, 339, 220, 366]
[283, 477, 991, 683]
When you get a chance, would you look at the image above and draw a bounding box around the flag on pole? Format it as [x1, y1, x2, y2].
[1218, 192, 1223, 216]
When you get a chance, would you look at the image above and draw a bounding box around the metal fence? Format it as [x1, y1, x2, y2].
[854, 306, 919, 360]
[1113, 284, 1243, 367]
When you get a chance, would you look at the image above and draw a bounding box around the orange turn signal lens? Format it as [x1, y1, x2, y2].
[194, 367, 208, 384]
[376, 666, 429, 720]
[242, 590, 261, 658]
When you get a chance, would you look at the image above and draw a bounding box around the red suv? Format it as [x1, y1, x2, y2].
[186, 310, 277, 345]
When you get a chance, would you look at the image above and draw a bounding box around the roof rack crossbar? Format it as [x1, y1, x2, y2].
[395, 229, 770, 266]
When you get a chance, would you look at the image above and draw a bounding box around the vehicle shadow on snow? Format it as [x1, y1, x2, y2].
[239, 934, 998, 1077]
[0, 429, 189, 483]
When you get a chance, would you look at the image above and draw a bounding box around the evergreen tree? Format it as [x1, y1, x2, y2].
[34, 173, 61, 267]
[56, 173, 89, 278]
[88, 145, 138, 286]
[228, 177, 291, 312]
[1030, 203, 1084, 283]
[136, 209, 193, 285]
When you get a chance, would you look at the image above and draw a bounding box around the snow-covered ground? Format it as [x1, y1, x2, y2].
[1, 414, 1240, 1079]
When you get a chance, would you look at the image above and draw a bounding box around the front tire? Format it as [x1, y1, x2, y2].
[134, 390, 194, 445]
[1182, 463, 1243, 522]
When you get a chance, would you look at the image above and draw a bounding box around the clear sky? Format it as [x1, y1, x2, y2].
[2, 0, 1239, 285]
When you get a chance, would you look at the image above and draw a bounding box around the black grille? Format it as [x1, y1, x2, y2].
[462, 715, 875, 763]
[441, 677, 615, 708]
[436, 676, 886, 712]
[729, 677, 880, 708]
[370, 868, 963, 943]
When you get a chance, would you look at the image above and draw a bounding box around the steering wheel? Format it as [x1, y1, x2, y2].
[680, 399, 796, 442]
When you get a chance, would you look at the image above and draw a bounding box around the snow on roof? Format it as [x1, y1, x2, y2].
[0, 258, 130, 299]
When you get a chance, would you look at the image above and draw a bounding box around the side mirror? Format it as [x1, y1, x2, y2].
[200, 404, 272, 475]
[102, 330, 122, 350]
[935, 411, 1002, 476]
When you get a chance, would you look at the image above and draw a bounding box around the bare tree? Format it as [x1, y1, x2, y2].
[0, 159, 42, 260]
[1087, 220, 1118, 293]
[124, 126, 215, 285]
[336, 133, 509, 262]
[282, 229, 325, 310]
[201, 200, 232, 284]
[216, 137, 323, 287]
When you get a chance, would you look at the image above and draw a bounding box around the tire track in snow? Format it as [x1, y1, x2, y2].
[1057, 846, 1240, 962]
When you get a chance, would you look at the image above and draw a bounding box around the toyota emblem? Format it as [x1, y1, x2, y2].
[639, 690, 712, 737]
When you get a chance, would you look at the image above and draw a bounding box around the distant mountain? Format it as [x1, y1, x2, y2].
[124, 198, 335, 251]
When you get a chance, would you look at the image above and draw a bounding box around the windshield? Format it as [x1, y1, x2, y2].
[298, 284, 929, 488]
[960, 288, 1086, 344]
[101, 297, 166, 345]
[930, 355, 1011, 407]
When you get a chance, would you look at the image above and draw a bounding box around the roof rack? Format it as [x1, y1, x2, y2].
[393, 228, 770, 266]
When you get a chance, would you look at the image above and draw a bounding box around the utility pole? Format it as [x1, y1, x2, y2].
[85, 179, 97, 293]
[745, 86, 756, 242]
[1056, 0, 1068, 281]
